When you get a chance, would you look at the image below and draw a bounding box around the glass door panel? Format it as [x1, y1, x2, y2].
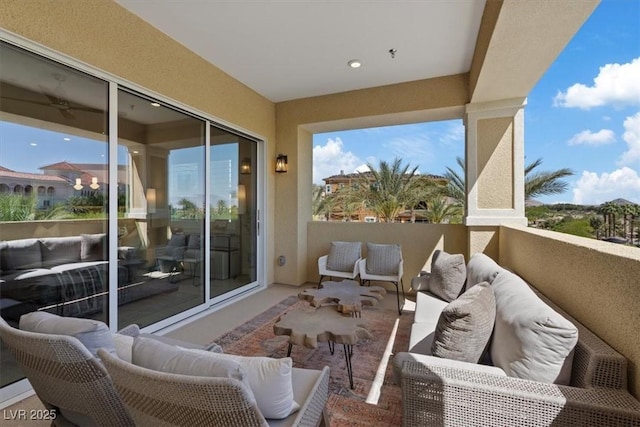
[210, 126, 257, 298]
[116, 89, 206, 329]
[0, 42, 108, 387]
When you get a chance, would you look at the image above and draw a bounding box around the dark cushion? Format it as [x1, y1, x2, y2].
[428, 250, 466, 302]
[40, 236, 82, 268]
[80, 233, 107, 261]
[1, 238, 42, 270]
[431, 282, 496, 363]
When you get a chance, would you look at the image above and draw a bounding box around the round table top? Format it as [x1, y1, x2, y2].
[273, 305, 371, 348]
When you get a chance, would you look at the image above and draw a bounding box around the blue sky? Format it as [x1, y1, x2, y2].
[313, 0, 640, 205]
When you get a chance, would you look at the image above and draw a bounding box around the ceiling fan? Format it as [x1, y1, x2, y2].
[1, 73, 103, 119]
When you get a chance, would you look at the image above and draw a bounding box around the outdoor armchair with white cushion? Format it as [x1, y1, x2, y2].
[0, 315, 135, 426]
[99, 347, 331, 427]
[358, 243, 405, 314]
[317, 241, 362, 287]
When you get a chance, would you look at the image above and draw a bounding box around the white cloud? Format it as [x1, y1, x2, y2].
[567, 129, 615, 146]
[312, 137, 361, 184]
[572, 167, 640, 205]
[618, 112, 640, 166]
[383, 134, 434, 168]
[553, 57, 640, 109]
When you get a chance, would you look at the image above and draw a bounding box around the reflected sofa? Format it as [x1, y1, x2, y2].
[0, 234, 179, 324]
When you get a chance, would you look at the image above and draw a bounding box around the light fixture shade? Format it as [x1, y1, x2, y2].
[146, 188, 156, 214]
[89, 177, 100, 190]
[240, 157, 251, 174]
[275, 154, 288, 173]
[237, 184, 246, 215]
[73, 178, 82, 190]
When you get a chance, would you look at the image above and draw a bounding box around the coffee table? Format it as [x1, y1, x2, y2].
[298, 279, 386, 317]
[273, 305, 371, 389]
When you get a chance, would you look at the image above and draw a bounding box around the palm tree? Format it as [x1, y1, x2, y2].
[359, 158, 418, 222]
[335, 186, 364, 221]
[425, 196, 461, 224]
[404, 175, 448, 223]
[444, 157, 574, 204]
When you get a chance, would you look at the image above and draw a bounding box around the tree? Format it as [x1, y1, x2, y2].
[425, 196, 461, 224]
[358, 158, 418, 223]
[444, 157, 574, 204]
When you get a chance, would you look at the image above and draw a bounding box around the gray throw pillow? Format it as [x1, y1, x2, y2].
[19, 311, 117, 359]
[326, 241, 361, 272]
[431, 281, 496, 363]
[429, 250, 466, 302]
[80, 233, 107, 261]
[365, 243, 401, 276]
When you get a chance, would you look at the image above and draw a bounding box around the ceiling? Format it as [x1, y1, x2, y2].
[115, 0, 486, 103]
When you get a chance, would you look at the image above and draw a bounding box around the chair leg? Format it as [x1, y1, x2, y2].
[318, 275, 326, 288]
[395, 280, 405, 315]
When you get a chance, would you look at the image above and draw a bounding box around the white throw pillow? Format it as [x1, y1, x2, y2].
[490, 271, 578, 385]
[186, 349, 300, 420]
[132, 336, 249, 386]
[113, 333, 134, 363]
[19, 311, 116, 359]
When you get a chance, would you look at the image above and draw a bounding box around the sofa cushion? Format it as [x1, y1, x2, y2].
[365, 243, 402, 275]
[187, 350, 300, 420]
[19, 311, 117, 359]
[326, 241, 361, 272]
[1, 238, 42, 270]
[80, 233, 107, 261]
[132, 336, 247, 383]
[428, 250, 466, 302]
[40, 236, 82, 268]
[466, 253, 504, 289]
[490, 271, 578, 385]
[431, 282, 496, 363]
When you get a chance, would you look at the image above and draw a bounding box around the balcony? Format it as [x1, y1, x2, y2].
[3, 221, 639, 424]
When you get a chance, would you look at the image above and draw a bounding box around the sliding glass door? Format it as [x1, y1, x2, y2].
[209, 126, 257, 299]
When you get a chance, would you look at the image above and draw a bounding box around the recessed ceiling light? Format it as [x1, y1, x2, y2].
[348, 60, 362, 69]
[150, 102, 161, 107]
[63, 137, 71, 141]
[30, 142, 37, 146]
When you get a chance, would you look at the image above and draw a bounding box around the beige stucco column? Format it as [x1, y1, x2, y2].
[464, 97, 527, 257]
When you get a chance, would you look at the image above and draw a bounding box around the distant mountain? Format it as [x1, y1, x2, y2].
[607, 198, 636, 206]
[525, 199, 543, 207]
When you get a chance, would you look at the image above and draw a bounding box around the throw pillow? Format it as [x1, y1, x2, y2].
[428, 250, 466, 302]
[132, 336, 248, 386]
[489, 271, 578, 385]
[365, 243, 402, 276]
[5, 238, 43, 270]
[40, 237, 82, 267]
[466, 253, 504, 289]
[80, 233, 107, 261]
[326, 241, 361, 272]
[431, 281, 496, 363]
[186, 349, 300, 420]
[19, 311, 117, 359]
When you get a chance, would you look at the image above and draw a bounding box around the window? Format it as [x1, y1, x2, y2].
[325, 184, 331, 194]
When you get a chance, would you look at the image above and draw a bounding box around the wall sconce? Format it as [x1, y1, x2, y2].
[89, 177, 100, 190]
[240, 157, 251, 174]
[73, 178, 83, 190]
[237, 184, 246, 215]
[146, 188, 157, 214]
[275, 154, 288, 173]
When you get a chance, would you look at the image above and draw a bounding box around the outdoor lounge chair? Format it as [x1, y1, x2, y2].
[358, 243, 405, 315]
[99, 349, 330, 427]
[317, 241, 362, 287]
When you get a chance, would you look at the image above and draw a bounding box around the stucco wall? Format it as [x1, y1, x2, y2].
[499, 225, 640, 398]
[306, 222, 468, 291]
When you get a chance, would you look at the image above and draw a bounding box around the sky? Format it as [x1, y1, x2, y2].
[312, 0, 640, 206]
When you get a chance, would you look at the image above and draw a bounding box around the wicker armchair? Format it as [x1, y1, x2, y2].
[401, 362, 640, 426]
[0, 317, 134, 426]
[99, 349, 330, 427]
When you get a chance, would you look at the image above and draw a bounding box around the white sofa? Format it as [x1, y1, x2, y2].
[395, 252, 640, 426]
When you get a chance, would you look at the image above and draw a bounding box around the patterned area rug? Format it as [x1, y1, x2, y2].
[212, 295, 412, 426]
